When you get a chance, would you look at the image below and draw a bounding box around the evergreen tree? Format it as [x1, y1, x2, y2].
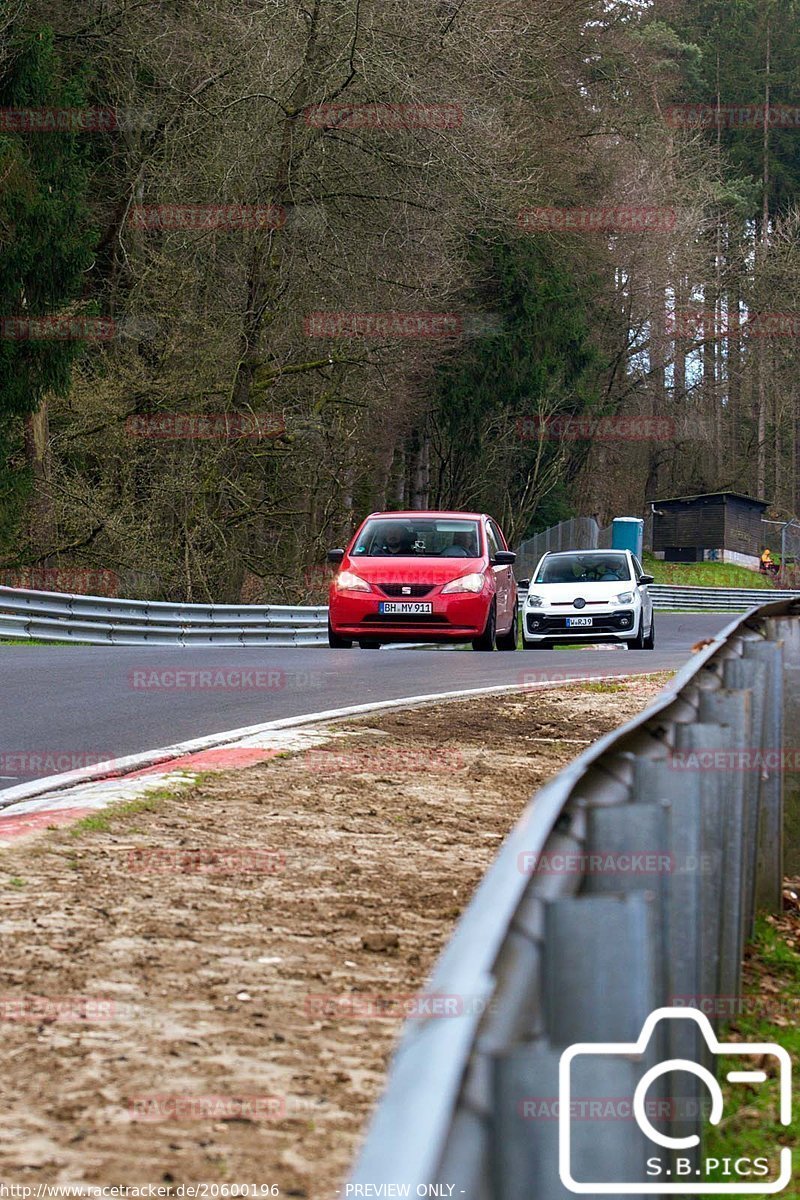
[665, 0, 800, 221]
[0, 27, 96, 552]
[429, 237, 604, 537]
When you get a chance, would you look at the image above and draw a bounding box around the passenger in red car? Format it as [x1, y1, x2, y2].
[443, 531, 478, 557]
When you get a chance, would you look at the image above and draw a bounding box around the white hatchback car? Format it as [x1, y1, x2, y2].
[522, 549, 655, 649]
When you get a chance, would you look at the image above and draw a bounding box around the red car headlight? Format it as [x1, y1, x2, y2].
[441, 572, 485, 595]
[334, 570, 372, 593]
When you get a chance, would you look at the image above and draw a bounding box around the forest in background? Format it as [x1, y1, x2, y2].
[1, 0, 800, 602]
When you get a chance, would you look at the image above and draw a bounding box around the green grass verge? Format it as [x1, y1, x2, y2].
[65, 772, 212, 838]
[67, 790, 170, 836]
[0, 638, 61, 646]
[0, 637, 92, 647]
[642, 553, 775, 590]
[697, 914, 799, 1196]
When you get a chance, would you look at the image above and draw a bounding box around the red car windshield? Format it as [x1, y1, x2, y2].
[351, 518, 482, 558]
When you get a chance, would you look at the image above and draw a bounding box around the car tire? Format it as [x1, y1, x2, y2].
[626, 615, 646, 649]
[358, 640, 381, 649]
[328, 619, 353, 649]
[472, 601, 496, 651]
[643, 614, 655, 649]
[495, 608, 518, 651]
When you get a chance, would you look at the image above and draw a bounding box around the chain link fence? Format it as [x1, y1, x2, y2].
[515, 518, 613, 581]
[762, 518, 800, 586]
[518, 513, 797, 581]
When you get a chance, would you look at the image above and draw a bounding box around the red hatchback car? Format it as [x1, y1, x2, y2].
[326, 511, 518, 650]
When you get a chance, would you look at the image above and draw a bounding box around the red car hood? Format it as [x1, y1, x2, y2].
[343, 556, 487, 586]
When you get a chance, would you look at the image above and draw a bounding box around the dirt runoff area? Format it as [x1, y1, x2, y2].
[0, 673, 673, 1197]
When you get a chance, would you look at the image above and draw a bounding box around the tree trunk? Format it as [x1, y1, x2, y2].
[231, 3, 322, 410]
[23, 401, 55, 554]
[727, 240, 742, 480]
[412, 435, 430, 509]
[756, 15, 772, 496]
[700, 282, 717, 486]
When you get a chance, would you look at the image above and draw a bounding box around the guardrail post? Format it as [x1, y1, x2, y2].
[493, 893, 659, 1198]
[631, 761, 702, 1005]
[696, 688, 751, 998]
[722, 653, 771, 930]
[741, 639, 785, 912]
[583, 776, 708, 1159]
[765, 615, 799, 878]
[581, 800, 669, 1003]
[672, 724, 730, 1017]
[542, 895, 659, 1047]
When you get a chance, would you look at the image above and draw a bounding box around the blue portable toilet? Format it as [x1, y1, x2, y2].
[611, 516, 644, 560]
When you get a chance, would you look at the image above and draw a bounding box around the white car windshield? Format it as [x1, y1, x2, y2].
[535, 553, 632, 584]
[351, 518, 482, 558]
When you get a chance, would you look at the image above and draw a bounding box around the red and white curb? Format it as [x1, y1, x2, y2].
[0, 673, 645, 847]
[0, 729, 330, 846]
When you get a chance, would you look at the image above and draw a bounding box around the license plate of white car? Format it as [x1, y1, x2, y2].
[379, 602, 432, 614]
[567, 616, 593, 627]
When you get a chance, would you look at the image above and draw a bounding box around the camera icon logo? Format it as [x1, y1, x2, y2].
[558, 1006, 792, 1194]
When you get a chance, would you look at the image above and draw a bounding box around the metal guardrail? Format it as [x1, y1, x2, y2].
[0, 586, 328, 645]
[2, 581, 800, 647]
[516, 582, 800, 612]
[349, 597, 798, 1195]
[647, 583, 800, 611]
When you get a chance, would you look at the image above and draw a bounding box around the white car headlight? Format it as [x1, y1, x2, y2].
[441, 572, 485, 594]
[335, 570, 371, 592]
[615, 591, 634, 604]
[526, 593, 544, 607]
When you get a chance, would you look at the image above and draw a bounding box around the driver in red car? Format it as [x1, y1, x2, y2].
[377, 525, 414, 555]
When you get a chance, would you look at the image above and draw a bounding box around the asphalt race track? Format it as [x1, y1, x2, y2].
[0, 614, 730, 786]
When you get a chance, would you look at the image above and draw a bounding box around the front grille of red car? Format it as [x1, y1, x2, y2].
[377, 584, 435, 598]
